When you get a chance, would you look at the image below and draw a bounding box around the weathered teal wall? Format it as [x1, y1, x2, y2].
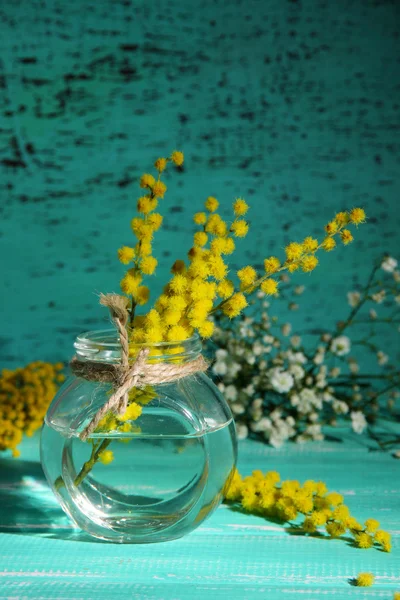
[0, 0, 399, 367]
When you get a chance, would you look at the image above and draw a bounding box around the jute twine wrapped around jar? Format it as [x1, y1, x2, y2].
[70, 294, 208, 441]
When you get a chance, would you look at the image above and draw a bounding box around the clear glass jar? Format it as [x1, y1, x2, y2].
[40, 330, 237, 543]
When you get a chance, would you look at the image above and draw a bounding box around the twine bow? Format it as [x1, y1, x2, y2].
[70, 294, 208, 441]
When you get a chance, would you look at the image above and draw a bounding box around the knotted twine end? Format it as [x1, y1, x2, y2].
[72, 294, 208, 442]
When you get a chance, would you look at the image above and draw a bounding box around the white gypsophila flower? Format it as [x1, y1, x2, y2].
[236, 423, 249, 440]
[372, 290, 386, 304]
[394, 270, 400, 283]
[348, 359, 360, 374]
[395, 295, 400, 305]
[243, 383, 255, 396]
[377, 351, 389, 365]
[263, 334, 274, 344]
[330, 367, 341, 378]
[289, 364, 305, 381]
[231, 402, 245, 415]
[330, 335, 351, 356]
[227, 362, 242, 378]
[215, 349, 228, 361]
[381, 256, 398, 273]
[252, 398, 263, 410]
[294, 285, 305, 295]
[313, 353, 325, 365]
[246, 354, 256, 365]
[259, 360, 268, 370]
[322, 391, 334, 402]
[333, 399, 349, 414]
[305, 423, 324, 441]
[270, 408, 282, 421]
[225, 384, 238, 402]
[297, 388, 322, 412]
[369, 309, 377, 320]
[347, 291, 361, 307]
[287, 350, 307, 365]
[290, 335, 302, 348]
[289, 303, 299, 311]
[212, 361, 228, 376]
[351, 410, 368, 434]
[270, 369, 294, 394]
[250, 417, 271, 432]
[321, 333, 332, 343]
[252, 342, 264, 356]
[281, 323, 292, 336]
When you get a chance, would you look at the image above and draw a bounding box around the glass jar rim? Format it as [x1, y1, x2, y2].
[74, 329, 202, 363]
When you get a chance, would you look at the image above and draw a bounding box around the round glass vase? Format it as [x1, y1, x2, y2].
[40, 330, 237, 543]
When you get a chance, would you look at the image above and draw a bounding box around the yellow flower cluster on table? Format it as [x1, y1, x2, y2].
[117, 150, 367, 349]
[225, 469, 391, 552]
[355, 573, 375, 587]
[0, 361, 65, 457]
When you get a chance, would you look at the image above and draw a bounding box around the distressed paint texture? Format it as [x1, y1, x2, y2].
[0, 434, 399, 599]
[0, 0, 399, 367]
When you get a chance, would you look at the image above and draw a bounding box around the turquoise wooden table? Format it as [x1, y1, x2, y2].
[1, 433, 399, 600]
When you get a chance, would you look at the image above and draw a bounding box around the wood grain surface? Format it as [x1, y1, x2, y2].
[0, 434, 398, 599]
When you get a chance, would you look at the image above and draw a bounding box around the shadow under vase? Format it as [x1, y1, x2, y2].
[0, 456, 97, 542]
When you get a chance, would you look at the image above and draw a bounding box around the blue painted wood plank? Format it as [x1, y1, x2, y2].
[0, 435, 399, 599]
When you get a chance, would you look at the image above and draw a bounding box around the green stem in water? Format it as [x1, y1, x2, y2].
[53, 438, 112, 491]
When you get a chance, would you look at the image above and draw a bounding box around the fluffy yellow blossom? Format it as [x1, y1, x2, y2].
[170, 274, 188, 294]
[140, 256, 158, 275]
[193, 212, 207, 225]
[120, 402, 142, 422]
[154, 157, 167, 172]
[0, 361, 64, 456]
[145, 309, 161, 327]
[355, 573, 374, 587]
[233, 198, 249, 216]
[261, 278, 279, 296]
[340, 229, 353, 245]
[222, 237, 235, 255]
[144, 326, 164, 343]
[264, 257, 281, 274]
[301, 255, 319, 272]
[325, 220, 338, 235]
[231, 220, 249, 238]
[152, 180, 167, 199]
[134, 286, 150, 305]
[148, 213, 163, 230]
[137, 195, 153, 214]
[121, 271, 142, 295]
[222, 293, 248, 318]
[206, 214, 227, 237]
[365, 518, 380, 533]
[237, 266, 257, 288]
[138, 241, 152, 256]
[217, 279, 235, 299]
[302, 518, 317, 533]
[208, 254, 228, 281]
[140, 173, 155, 188]
[322, 237, 336, 252]
[393, 593, 400, 600]
[302, 236, 318, 252]
[205, 196, 219, 212]
[198, 320, 214, 338]
[335, 211, 349, 225]
[355, 532, 374, 549]
[194, 231, 208, 247]
[171, 150, 184, 166]
[118, 246, 135, 265]
[189, 258, 209, 279]
[99, 450, 114, 465]
[166, 325, 190, 342]
[326, 522, 346, 538]
[325, 492, 344, 506]
[350, 207, 366, 225]
[285, 242, 303, 261]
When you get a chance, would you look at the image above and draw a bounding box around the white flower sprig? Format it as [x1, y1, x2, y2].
[209, 255, 400, 448]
